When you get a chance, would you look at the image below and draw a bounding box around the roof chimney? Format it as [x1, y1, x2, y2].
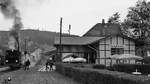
[102, 19, 105, 25]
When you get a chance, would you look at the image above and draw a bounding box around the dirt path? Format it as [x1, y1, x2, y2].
[0, 66, 80, 84]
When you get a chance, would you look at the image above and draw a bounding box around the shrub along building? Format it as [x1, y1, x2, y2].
[54, 20, 137, 66]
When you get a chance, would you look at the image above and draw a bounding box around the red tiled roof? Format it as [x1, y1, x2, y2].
[54, 37, 104, 45]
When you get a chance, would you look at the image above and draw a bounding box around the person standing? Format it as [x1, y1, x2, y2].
[45, 57, 54, 71]
[26, 59, 30, 70]
[45, 60, 50, 71]
[24, 59, 30, 70]
[49, 58, 54, 71]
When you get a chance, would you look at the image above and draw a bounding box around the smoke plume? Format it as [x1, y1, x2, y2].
[0, 0, 23, 50]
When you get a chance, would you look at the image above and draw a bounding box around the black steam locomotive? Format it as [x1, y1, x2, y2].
[4, 49, 22, 68]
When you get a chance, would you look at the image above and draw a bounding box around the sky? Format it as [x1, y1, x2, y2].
[0, 0, 149, 36]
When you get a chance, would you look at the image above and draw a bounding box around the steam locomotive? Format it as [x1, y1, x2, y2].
[3, 49, 22, 68]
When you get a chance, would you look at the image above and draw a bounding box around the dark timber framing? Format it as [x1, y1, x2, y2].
[98, 42, 100, 64]
[129, 39, 130, 54]
[116, 35, 118, 45]
[123, 37, 124, 54]
[104, 37, 106, 65]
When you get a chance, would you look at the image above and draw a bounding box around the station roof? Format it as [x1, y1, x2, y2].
[83, 23, 121, 37]
[54, 36, 104, 45]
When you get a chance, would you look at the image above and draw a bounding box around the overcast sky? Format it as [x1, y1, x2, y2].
[0, 0, 149, 36]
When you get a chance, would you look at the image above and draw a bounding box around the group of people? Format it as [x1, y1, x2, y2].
[45, 57, 54, 71]
[23, 50, 54, 71]
[22, 57, 54, 72]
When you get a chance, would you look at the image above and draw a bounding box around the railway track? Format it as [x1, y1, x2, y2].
[0, 66, 10, 72]
[0, 66, 21, 73]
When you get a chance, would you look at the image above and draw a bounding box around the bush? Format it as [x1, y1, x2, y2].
[138, 64, 150, 74]
[106, 66, 115, 71]
[55, 63, 150, 84]
[113, 64, 150, 74]
[92, 64, 106, 69]
[113, 64, 137, 73]
[143, 57, 150, 64]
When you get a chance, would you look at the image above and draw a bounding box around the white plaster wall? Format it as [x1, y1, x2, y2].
[98, 36, 135, 65]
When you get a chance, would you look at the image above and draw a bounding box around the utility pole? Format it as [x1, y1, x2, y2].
[24, 37, 28, 60]
[17, 31, 20, 52]
[24, 37, 28, 53]
[25, 38, 27, 51]
[59, 17, 63, 61]
[68, 24, 71, 35]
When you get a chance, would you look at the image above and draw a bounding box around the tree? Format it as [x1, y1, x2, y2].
[107, 12, 133, 38]
[123, 0, 150, 40]
[122, 0, 150, 57]
[108, 12, 120, 24]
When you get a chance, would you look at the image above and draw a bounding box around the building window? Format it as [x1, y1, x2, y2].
[111, 48, 124, 55]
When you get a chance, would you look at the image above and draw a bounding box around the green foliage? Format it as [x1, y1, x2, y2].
[113, 64, 138, 73]
[92, 64, 106, 69]
[143, 57, 150, 64]
[55, 63, 150, 84]
[113, 64, 150, 74]
[108, 12, 120, 24]
[123, 0, 150, 40]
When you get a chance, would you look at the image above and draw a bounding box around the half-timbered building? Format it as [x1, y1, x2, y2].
[54, 21, 137, 66]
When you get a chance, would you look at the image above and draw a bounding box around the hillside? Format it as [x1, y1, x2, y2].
[0, 29, 78, 52]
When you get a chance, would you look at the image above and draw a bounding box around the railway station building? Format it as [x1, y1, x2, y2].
[54, 21, 139, 66]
